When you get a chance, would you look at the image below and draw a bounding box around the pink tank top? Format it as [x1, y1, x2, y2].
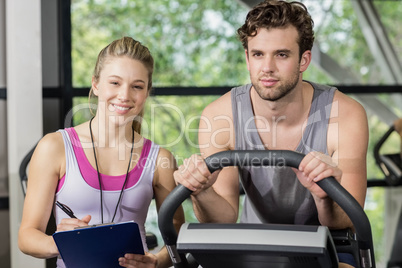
[54, 128, 159, 253]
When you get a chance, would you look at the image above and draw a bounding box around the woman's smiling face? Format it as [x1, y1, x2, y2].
[92, 56, 149, 125]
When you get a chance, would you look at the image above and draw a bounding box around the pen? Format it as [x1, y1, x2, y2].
[55, 201, 77, 219]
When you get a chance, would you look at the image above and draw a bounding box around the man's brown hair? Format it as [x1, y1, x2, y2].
[237, 0, 315, 59]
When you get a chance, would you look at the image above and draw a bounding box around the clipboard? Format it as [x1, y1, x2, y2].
[53, 221, 144, 268]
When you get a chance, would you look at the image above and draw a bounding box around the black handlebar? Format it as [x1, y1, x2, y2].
[158, 150, 375, 268]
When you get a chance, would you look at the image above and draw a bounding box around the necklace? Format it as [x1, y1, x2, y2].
[89, 117, 135, 223]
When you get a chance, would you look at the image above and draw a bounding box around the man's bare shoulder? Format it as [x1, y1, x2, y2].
[332, 90, 367, 119]
[202, 91, 233, 119]
[199, 91, 235, 152]
[328, 90, 368, 156]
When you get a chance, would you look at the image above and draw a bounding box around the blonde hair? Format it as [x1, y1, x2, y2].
[89, 37, 154, 133]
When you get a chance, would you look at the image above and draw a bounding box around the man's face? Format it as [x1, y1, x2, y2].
[245, 26, 310, 101]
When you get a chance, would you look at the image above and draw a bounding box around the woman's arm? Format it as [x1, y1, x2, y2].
[18, 133, 64, 258]
[153, 148, 185, 268]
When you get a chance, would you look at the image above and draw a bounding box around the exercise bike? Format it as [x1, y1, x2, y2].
[373, 125, 402, 268]
[159, 150, 376, 268]
[374, 125, 402, 187]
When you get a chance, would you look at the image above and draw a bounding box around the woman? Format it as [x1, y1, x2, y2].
[18, 36, 184, 268]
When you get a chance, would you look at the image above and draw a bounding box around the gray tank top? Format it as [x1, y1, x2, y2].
[231, 81, 336, 225]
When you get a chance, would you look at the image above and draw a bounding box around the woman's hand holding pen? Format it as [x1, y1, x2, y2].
[55, 201, 91, 231]
[56, 215, 92, 232]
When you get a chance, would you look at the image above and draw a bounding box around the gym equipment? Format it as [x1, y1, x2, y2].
[159, 150, 376, 268]
[374, 126, 402, 187]
[19, 144, 36, 196]
[373, 126, 402, 268]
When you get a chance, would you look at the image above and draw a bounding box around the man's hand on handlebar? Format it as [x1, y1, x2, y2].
[295, 151, 343, 200]
[174, 154, 220, 195]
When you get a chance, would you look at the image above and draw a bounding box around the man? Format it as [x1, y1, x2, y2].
[174, 1, 369, 267]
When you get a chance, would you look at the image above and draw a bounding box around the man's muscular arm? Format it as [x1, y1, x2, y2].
[296, 91, 368, 229]
[174, 92, 240, 223]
